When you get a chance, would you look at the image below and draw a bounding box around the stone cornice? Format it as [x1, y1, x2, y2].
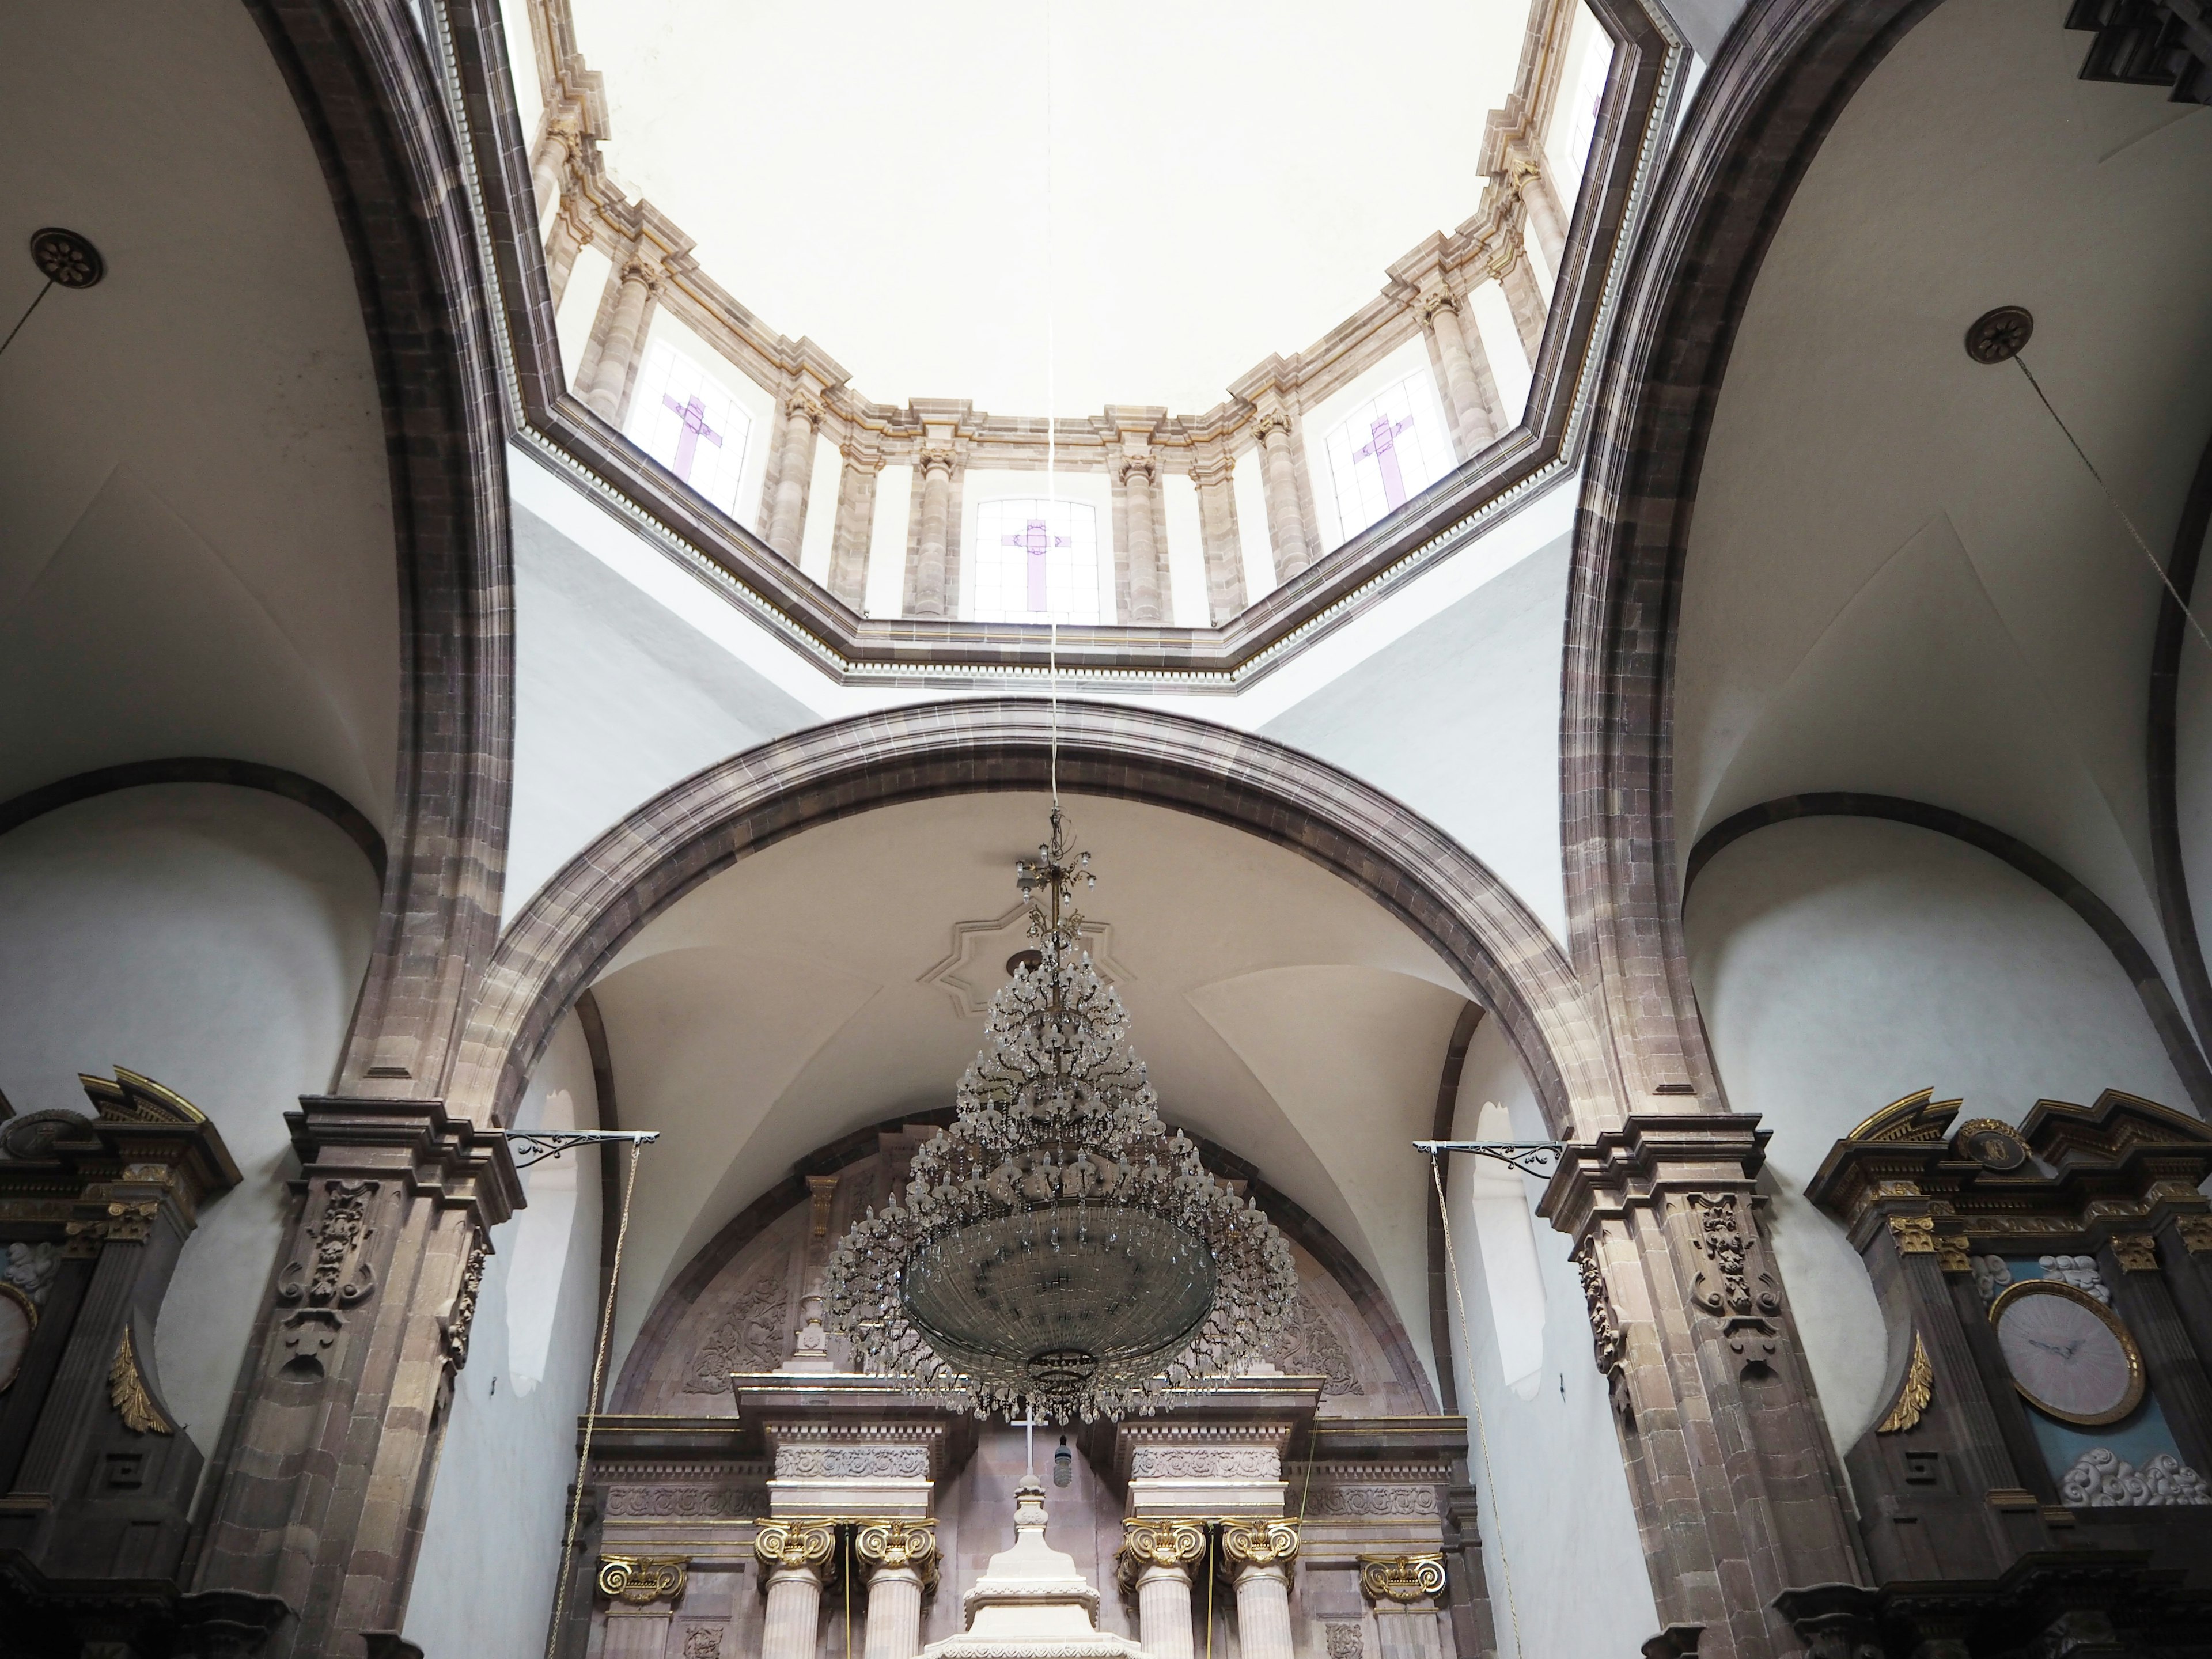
[285, 1096, 524, 1230]
[1536, 1114, 1771, 1241]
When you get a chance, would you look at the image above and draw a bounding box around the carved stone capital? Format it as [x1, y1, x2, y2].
[854, 1517, 937, 1580]
[1252, 410, 1294, 442]
[599, 1554, 689, 1605]
[1219, 1517, 1298, 1572]
[1417, 286, 1460, 321]
[1117, 453, 1157, 486]
[2112, 1232, 2160, 1272]
[753, 1517, 839, 1583]
[618, 256, 664, 291]
[785, 392, 824, 429]
[1117, 1517, 1207, 1592]
[919, 447, 957, 477]
[1357, 1553, 1445, 1606]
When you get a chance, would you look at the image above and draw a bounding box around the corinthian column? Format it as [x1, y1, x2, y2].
[1252, 410, 1312, 581]
[579, 255, 660, 423]
[855, 1520, 935, 1659]
[543, 199, 591, 311]
[1418, 286, 1506, 460]
[911, 448, 956, 619]
[1220, 1518, 1298, 1659]
[766, 391, 824, 560]
[529, 119, 578, 224]
[755, 1520, 839, 1659]
[1119, 1518, 1207, 1659]
[1119, 453, 1164, 624]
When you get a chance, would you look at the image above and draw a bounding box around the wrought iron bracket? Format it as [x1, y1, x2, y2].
[1414, 1139, 1566, 1179]
[501, 1129, 660, 1171]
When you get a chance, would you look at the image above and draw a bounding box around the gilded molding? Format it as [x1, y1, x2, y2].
[1358, 1553, 1446, 1605]
[2112, 1233, 2160, 1272]
[1219, 1517, 1298, 1573]
[64, 1198, 161, 1257]
[1887, 1215, 1936, 1255]
[109, 1325, 173, 1436]
[2179, 1216, 2212, 1254]
[1935, 1234, 1972, 1274]
[598, 1554, 689, 1605]
[1874, 1333, 1932, 1435]
[1117, 1517, 1207, 1593]
[753, 1517, 840, 1584]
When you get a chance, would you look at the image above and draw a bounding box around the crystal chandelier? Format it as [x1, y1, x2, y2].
[824, 808, 1298, 1421]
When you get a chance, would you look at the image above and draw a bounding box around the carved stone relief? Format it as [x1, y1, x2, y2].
[1571, 1237, 1624, 1382]
[1129, 1447, 1278, 1479]
[685, 1247, 791, 1393]
[1685, 1191, 1782, 1372]
[1302, 1484, 1441, 1517]
[1267, 1290, 1363, 1397]
[607, 1485, 769, 1518]
[278, 1179, 378, 1308]
[774, 1444, 930, 1478]
[2059, 1448, 2211, 1507]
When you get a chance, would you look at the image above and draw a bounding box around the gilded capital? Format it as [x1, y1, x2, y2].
[2112, 1233, 2160, 1272]
[1117, 1517, 1207, 1592]
[1219, 1516, 1298, 1573]
[855, 1517, 937, 1588]
[1358, 1553, 1445, 1605]
[753, 1517, 839, 1583]
[599, 1553, 689, 1605]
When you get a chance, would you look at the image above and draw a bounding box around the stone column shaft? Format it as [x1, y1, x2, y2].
[912, 451, 955, 619]
[1191, 453, 1245, 623]
[763, 1566, 826, 1659]
[1518, 163, 1569, 270]
[1494, 241, 1547, 369]
[1253, 414, 1311, 581]
[1120, 456, 1164, 624]
[1232, 1564, 1294, 1659]
[828, 450, 881, 611]
[1421, 291, 1505, 460]
[581, 257, 657, 424]
[544, 204, 587, 312]
[529, 130, 569, 224]
[1137, 1562, 1197, 1659]
[767, 395, 822, 560]
[861, 1564, 924, 1659]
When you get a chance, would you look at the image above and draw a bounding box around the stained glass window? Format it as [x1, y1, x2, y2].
[1321, 376, 1450, 541]
[971, 498, 1101, 624]
[624, 342, 753, 520]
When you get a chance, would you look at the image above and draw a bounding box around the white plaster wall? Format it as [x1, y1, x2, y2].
[1161, 471, 1207, 627]
[1260, 530, 1572, 945]
[1686, 816, 2192, 1450]
[505, 495, 818, 916]
[866, 462, 914, 618]
[0, 785, 377, 1450]
[1444, 1016, 1658, 1659]
[554, 244, 611, 394]
[405, 1011, 604, 1659]
[1230, 444, 1278, 603]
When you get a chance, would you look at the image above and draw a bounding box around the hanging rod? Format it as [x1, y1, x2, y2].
[501, 1129, 661, 1171]
[1412, 1139, 1566, 1178]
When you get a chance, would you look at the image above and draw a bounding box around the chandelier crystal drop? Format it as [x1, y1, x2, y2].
[824, 807, 1298, 1422]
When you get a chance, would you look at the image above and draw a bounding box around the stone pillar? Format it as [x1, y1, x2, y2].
[1512, 155, 1569, 271]
[578, 255, 660, 424]
[911, 448, 956, 619]
[766, 391, 824, 561]
[1253, 410, 1312, 581]
[828, 436, 883, 611]
[1418, 286, 1506, 461]
[1119, 454, 1165, 624]
[544, 199, 590, 312]
[1220, 1519, 1298, 1659]
[1491, 237, 1546, 369]
[1358, 1555, 1447, 1659]
[855, 1520, 935, 1659]
[754, 1520, 838, 1659]
[1190, 449, 1245, 624]
[189, 1097, 520, 1657]
[529, 119, 579, 224]
[1539, 1117, 1868, 1659]
[1118, 1519, 1206, 1659]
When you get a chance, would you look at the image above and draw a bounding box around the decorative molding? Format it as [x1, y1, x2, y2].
[1874, 1334, 1931, 1435]
[856, 1518, 938, 1591]
[597, 1554, 689, 1605]
[445, 1232, 489, 1369]
[1572, 1236, 1626, 1381]
[1357, 1554, 1446, 1605]
[2058, 1448, 2212, 1508]
[1302, 1484, 1441, 1518]
[774, 1445, 930, 1479]
[278, 1179, 378, 1308]
[2179, 1216, 2212, 1253]
[1130, 1448, 1277, 1480]
[1887, 1215, 1936, 1255]
[684, 1247, 791, 1392]
[109, 1325, 173, 1436]
[607, 1485, 768, 1518]
[1117, 1517, 1207, 1592]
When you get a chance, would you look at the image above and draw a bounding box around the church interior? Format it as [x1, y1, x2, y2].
[2, 0, 2210, 1656]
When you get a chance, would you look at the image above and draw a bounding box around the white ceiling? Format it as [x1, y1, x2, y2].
[0, 1, 399, 825]
[1675, 0, 2212, 980]
[553, 0, 1533, 415]
[585, 790, 1472, 1382]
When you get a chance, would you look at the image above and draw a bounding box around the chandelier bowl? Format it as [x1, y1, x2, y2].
[901, 1202, 1217, 1395]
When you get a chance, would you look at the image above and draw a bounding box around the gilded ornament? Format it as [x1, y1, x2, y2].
[1219, 1517, 1298, 1572]
[1875, 1333, 1933, 1434]
[2111, 1233, 2160, 1273]
[1845, 1089, 1959, 1144]
[1117, 1518, 1207, 1593]
[1357, 1554, 1446, 1605]
[1887, 1215, 1937, 1255]
[109, 1325, 173, 1435]
[1935, 1234, 1972, 1274]
[597, 1554, 689, 1605]
[752, 1518, 839, 1583]
[1952, 1118, 2031, 1172]
[855, 1518, 938, 1589]
[2179, 1216, 2212, 1255]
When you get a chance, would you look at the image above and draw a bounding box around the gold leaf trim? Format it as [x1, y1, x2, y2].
[1876, 1332, 1932, 1434]
[109, 1325, 173, 1435]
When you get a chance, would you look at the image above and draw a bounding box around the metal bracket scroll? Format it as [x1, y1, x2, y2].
[500, 1129, 660, 1171]
[1412, 1139, 1565, 1179]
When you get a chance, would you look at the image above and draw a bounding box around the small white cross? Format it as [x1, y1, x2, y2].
[1012, 1407, 1045, 1482]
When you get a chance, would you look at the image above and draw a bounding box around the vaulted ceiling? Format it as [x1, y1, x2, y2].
[0, 0, 399, 825]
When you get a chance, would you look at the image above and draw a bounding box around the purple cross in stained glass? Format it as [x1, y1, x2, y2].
[660, 392, 724, 482]
[1353, 411, 1416, 510]
[1002, 517, 1070, 612]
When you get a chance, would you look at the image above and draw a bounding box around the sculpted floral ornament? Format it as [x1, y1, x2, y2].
[279, 1179, 377, 1308]
[1687, 1192, 1783, 1371]
[444, 1233, 489, 1370]
[1573, 1236, 1626, 1382]
[1874, 1333, 1933, 1435]
[109, 1324, 173, 1435]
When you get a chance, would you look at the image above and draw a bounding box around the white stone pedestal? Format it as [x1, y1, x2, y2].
[918, 1482, 1141, 1659]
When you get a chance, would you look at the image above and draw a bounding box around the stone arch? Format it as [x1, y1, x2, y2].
[452, 700, 1613, 1139]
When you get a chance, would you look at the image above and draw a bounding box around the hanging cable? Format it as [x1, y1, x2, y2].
[1044, 0, 1060, 806]
[0, 279, 53, 361]
[546, 1134, 646, 1659]
[1429, 1152, 1525, 1659]
[2013, 354, 2212, 660]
